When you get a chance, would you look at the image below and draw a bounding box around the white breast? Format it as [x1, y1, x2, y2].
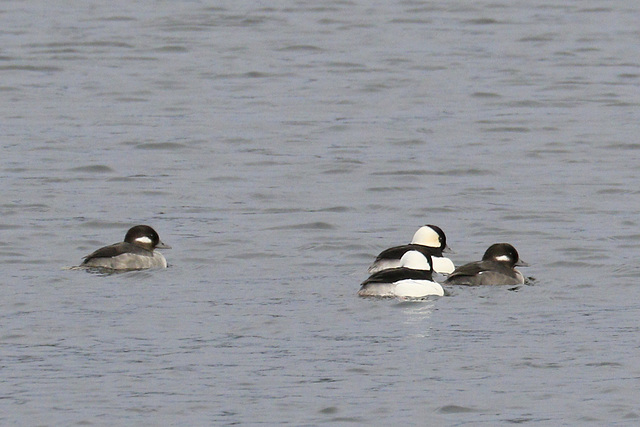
[432, 256, 455, 274]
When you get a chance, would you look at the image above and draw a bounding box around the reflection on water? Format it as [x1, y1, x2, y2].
[398, 299, 437, 338]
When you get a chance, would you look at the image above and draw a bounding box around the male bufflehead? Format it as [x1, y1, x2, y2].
[81, 225, 170, 270]
[368, 224, 454, 274]
[444, 243, 528, 286]
[359, 250, 445, 298]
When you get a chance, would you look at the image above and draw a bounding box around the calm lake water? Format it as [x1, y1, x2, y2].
[2, 1, 640, 425]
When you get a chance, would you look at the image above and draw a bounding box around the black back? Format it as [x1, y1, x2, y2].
[361, 267, 434, 286]
[375, 243, 443, 261]
[82, 242, 152, 264]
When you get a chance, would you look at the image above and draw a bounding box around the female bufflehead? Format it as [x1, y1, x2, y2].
[81, 225, 170, 270]
[444, 243, 528, 286]
[359, 250, 445, 298]
[368, 224, 455, 275]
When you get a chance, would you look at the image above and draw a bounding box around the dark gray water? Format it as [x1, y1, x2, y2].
[2, 1, 640, 425]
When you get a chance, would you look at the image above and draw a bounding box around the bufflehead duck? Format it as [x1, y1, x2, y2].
[81, 225, 170, 270]
[359, 250, 445, 298]
[368, 225, 455, 274]
[444, 243, 528, 286]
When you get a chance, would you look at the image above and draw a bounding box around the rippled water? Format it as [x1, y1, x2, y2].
[2, 1, 640, 425]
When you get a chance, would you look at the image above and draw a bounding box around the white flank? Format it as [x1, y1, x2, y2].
[394, 279, 444, 297]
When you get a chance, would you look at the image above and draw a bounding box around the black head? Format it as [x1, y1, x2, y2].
[124, 225, 170, 250]
[482, 243, 528, 267]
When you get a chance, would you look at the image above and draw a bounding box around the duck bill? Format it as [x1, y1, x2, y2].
[442, 245, 454, 254]
[515, 259, 529, 267]
[156, 241, 172, 249]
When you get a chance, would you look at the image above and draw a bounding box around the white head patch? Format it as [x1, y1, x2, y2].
[411, 226, 440, 247]
[135, 236, 153, 245]
[495, 255, 511, 262]
[400, 251, 431, 270]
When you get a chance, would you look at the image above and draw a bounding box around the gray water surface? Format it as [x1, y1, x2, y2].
[2, 1, 640, 425]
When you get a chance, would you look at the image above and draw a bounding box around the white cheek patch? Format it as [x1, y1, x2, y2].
[495, 255, 510, 262]
[426, 237, 440, 247]
[135, 236, 153, 245]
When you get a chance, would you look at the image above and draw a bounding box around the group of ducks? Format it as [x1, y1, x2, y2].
[358, 225, 528, 298]
[80, 224, 528, 299]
